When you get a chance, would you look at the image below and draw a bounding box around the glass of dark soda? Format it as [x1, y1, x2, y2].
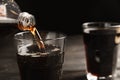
[14, 31, 66, 80]
[82, 22, 120, 80]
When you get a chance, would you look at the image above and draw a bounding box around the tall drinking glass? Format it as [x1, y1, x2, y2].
[82, 22, 120, 80]
[14, 31, 66, 80]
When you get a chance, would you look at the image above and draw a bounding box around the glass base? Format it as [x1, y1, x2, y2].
[86, 73, 113, 80]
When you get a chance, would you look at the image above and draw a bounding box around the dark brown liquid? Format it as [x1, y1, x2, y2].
[17, 45, 64, 80]
[83, 29, 118, 76]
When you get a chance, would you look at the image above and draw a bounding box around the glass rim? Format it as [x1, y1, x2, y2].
[14, 31, 66, 41]
[82, 22, 120, 29]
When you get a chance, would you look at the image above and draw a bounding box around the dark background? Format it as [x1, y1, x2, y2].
[16, 0, 120, 35]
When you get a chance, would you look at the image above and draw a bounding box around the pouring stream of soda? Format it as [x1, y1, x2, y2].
[17, 12, 45, 52]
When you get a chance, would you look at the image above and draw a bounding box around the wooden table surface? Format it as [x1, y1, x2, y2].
[0, 34, 120, 80]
